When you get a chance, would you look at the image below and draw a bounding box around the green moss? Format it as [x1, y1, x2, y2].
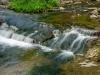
[58, 62, 100, 75]
[97, 50, 100, 61]
[40, 12, 73, 24]
[9, 0, 59, 13]
[19, 49, 39, 61]
[40, 12, 100, 30]
[19, 48, 58, 61]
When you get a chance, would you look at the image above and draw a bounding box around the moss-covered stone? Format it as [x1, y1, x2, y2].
[19, 49, 39, 61]
[40, 12, 100, 30]
[97, 50, 100, 61]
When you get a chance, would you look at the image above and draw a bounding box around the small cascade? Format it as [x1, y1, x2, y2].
[50, 29, 79, 50]
[0, 35, 54, 52]
[23, 37, 33, 43]
[70, 34, 90, 54]
[0, 30, 14, 38]
[73, 27, 100, 36]
[0, 23, 34, 43]
[50, 28, 98, 62]
[54, 50, 74, 62]
[0, 22, 99, 62]
[50, 28, 98, 55]
[11, 33, 25, 41]
[0, 35, 33, 48]
[0, 30, 34, 43]
[27, 30, 38, 38]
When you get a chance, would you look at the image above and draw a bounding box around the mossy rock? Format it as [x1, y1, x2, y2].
[40, 12, 100, 30]
[97, 50, 100, 61]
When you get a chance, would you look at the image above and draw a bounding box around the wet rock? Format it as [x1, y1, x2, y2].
[0, 8, 54, 43]
[79, 61, 97, 67]
[0, 17, 4, 25]
[85, 48, 98, 60]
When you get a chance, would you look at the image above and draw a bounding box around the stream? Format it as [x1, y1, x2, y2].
[0, 8, 100, 75]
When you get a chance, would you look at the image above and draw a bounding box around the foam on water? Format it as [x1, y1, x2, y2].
[0, 35, 33, 48]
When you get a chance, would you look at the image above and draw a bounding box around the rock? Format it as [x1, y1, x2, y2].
[91, 9, 99, 15]
[59, 7, 65, 10]
[90, 8, 100, 19]
[0, 17, 4, 25]
[90, 14, 98, 19]
[0, 0, 9, 5]
[79, 61, 97, 67]
[85, 48, 98, 60]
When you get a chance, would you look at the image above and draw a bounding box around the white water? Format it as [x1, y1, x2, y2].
[0, 34, 54, 52]
[0, 23, 98, 62]
[0, 23, 34, 43]
[73, 26, 100, 36]
[55, 50, 74, 62]
[51, 29, 98, 61]
[0, 23, 54, 52]
[0, 35, 33, 48]
[51, 28, 97, 55]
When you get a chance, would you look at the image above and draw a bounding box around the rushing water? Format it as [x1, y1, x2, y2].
[0, 8, 100, 75]
[0, 22, 98, 63]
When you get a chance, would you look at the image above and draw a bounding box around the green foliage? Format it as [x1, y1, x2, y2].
[9, 0, 59, 13]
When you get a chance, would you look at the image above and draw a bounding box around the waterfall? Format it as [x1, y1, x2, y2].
[70, 34, 90, 54]
[0, 23, 55, 53]
[0, 30, 34, 43]
[0, 23, 99, 62]
[50, 28, 98, 61]
[51, 29, 97, 52]
[73, 26, 100, 36]
[0, 35, 33, 48]
[0, 30, 13, 38]
[0, 23, 34, 43]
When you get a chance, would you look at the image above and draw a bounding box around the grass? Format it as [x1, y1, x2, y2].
[9, 0, 59, 13]
[40, 12, 100, 30]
